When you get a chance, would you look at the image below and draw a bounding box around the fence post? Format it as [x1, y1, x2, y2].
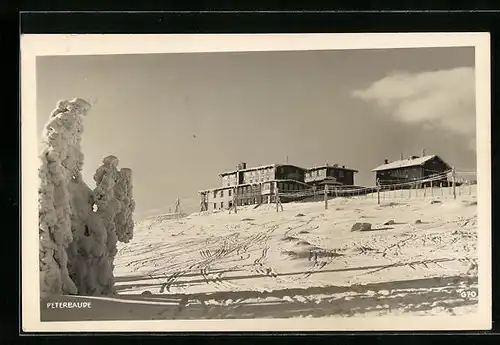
[469, 182, 472, 195]
[175, 198, 181, 220]
[440, 182, 443, 197]
[233, 187, 237, 214]
[452, 166, 457, 199]
[324, 184, 328, 210]
[431, 182, 434, 197]
[377, 179, 381, 205]
[275, 186, 279, 212]
[200, 193, 207, 212]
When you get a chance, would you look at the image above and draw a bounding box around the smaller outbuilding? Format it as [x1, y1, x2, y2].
[371, 153, 452, 187]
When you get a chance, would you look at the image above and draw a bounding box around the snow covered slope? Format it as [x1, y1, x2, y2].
[42, 188, 479, 321]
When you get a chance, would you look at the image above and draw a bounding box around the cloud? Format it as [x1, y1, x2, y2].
[352, 67, 476, 150]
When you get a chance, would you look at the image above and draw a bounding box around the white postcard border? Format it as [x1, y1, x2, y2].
[21, 33, 491, 332]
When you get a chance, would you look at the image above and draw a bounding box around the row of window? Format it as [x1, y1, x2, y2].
[213, 197, 262, 210]
[245, 168, 273, 177]
[213, 185, 260, 199]
[223, 170, 351, 188]
[245, 176, 272, 184]
[306, 170, 323, 177]
[213, 189, 233, 198]
[380, 170, 410, 179]
[212, 181, 310, 199]
[224, 167, 349, 182]
[277, 182, 305, 191]
[306, 169, 345, 178]
[243, 169, 272, 184]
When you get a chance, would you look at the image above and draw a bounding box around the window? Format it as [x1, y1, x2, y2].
[220, 190, 224, 197]
[316, 171, 320, 177]
[339, 170, 344, 178]
[213, 203, 216, 209]
[221, 202, 224, 209]
[213, 191, 217, 198]
[228, 189, 232, 197]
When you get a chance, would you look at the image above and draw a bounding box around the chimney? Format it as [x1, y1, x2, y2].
[400, 152, 404, 160]
[384, 158, 389, 164]
[422, 148, 426, 157]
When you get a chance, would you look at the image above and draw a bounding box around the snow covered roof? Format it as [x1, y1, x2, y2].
[306, 165, 358, 173]
[218, 164, 306, 177]
[218, 164, 277, 177]
[371, 155, 447, 172]
[315, 178, 343, 185]
[219, 163, 359, 176]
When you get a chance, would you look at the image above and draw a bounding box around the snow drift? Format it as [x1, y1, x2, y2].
[39, 98, 135, 297]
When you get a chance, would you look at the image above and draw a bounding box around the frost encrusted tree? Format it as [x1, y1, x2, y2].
[66, 156, 135, 296]
[39, 98, 91, 297]
[114, 168, 135, 243]
[39, 98, 136, 297]
[91, 156, 136, 294]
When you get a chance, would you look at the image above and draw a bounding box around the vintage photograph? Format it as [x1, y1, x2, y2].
[21, 34, 491, 332]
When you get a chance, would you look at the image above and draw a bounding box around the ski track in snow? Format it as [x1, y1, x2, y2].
[51, 190, 478, 320]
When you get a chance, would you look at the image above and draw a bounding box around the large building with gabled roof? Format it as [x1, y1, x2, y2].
[199, 161, 358, 211]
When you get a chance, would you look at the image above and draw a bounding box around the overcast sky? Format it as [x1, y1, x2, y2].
[37, 47, 477, 217]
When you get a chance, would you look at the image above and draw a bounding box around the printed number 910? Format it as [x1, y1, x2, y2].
[459, 290, 478, 299]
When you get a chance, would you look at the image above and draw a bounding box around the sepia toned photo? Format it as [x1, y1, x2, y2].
[21, 33, 491, 332]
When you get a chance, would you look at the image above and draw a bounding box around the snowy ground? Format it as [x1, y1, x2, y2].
[41, 187, 479, 321]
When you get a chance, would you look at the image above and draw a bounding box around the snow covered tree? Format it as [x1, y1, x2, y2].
[90, 155, 122, 294]
[39, 99, 135, 297]
[66, 156, 135, 296]
[114, 168, 135, 243]
[66, 178, 109, 296]
[38, 98, 91, 297]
